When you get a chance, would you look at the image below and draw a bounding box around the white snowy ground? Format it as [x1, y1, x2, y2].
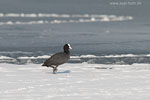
[0, 63, 150, 100]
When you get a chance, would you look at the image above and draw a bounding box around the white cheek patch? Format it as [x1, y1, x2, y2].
[67, 44, 72, 49]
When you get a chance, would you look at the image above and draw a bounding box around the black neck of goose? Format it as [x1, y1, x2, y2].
[64, 49, 70, 54]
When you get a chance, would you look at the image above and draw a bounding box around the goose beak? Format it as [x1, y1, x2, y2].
[69, 46, 72, 49]
[68, 44, 72, 49]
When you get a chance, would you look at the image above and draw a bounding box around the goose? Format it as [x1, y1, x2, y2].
[42, 44, 72, 74]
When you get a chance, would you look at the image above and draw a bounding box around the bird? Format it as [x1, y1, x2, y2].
[42, 44, 72, 74]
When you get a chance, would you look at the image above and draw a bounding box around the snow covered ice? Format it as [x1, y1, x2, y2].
[0, 63, 150, 100]
[0, 0, 150, 99]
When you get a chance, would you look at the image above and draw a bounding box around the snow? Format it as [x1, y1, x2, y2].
[0, 63, 150, 100]
[18, 55, 50, 59]
[0, 56, 14, 60]
[0, 13, 133, 25]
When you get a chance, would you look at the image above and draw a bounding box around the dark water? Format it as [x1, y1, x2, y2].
[0, 0, 150, 64]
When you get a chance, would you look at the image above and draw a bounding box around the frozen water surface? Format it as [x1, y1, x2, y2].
[0, 63, 150, 100]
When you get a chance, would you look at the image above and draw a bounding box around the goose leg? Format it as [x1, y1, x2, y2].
[52, 65, 58, 74]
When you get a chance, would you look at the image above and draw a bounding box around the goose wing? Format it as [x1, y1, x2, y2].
[42, 52, 70, 66]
